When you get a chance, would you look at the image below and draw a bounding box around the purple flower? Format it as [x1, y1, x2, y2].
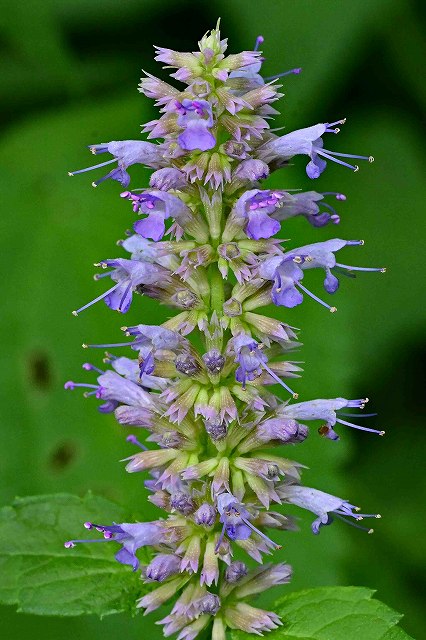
[149, 167, 188, 190]
[68, 140, 164, 187]
[232, 159, 270, 183]
[273, 191, 345, 227]
[259, 239, 385, 312]
[258, 121, 374, 178]
[65, 366, 155, 415]
[233, 333, 298, 397]
[279, 397, 384, 438]
[120, 324, 184, 375]
[175, 99, 216, 151]
[215, 492, 281, 552]
[121, 190, 192, 241]
[72, 258, 169, 316]
[145, 553, 181, 582]
[276, 484, 380, 534]
[256, 417, 308, 444]
[233, 189, 282, 239]
[64, 520, 163, 571]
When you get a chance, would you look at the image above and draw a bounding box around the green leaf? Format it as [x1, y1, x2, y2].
[0, 493, 149, 617]
[231, 587, 414, 640]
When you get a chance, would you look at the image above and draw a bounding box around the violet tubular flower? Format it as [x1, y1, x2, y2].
[64, 520, 164, 571]
[258, 121, 375, 178]
[259, 238, 385, 312]
[68, 140, 165, 187]
[65, 22, 384, 639]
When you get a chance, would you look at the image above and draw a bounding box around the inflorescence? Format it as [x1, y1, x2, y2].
[65, 22, 384, 640]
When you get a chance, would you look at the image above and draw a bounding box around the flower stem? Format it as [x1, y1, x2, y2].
[209, 264, 225, 314]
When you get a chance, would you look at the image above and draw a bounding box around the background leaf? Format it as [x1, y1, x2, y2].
[231, 587, 413, 640]
[0, 493, 148, 617]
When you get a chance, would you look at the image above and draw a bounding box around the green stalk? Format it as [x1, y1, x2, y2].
[209, 264, 225, 314]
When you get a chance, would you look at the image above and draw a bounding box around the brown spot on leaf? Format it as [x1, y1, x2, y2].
[49, 441, 78, 472]
[28, 350, 52, 390]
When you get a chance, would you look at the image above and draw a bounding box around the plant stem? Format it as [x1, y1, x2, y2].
[209, 264, 225, 314]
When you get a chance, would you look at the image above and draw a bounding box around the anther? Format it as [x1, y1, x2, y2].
[375, 514, 382, 519]
[379, 430, 385, 436]
[82, 343, 88, 349]
[330, 307, 337, 313]
[92, 182, 97, 188]
[292, 393, 299, 399]
[353, 166, 359, 172]
[368, 156, 374, 163]
[68, 172, 74, 177]
[368, 528, 374, 534]
[380, 268, 387, 273]
[72, 310, 78, 316]
[84, 521, 93, 529]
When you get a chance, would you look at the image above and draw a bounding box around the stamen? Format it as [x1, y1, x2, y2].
[72, 283, 120, 316]
[253, 35, 264, 51]
[325, 150, 373, 161]
[336, 418, 385, 436]
[64, 382, 98, 391]
[68, 158, 116, 176]
[316, 149, 359, 172]
[297, 282, 337, 313]
[242, 518, 281, 549]
[64, 538, 110, 547]
[322, 192, 346, 200]
[262, 363, 298, 399]
[265, 68, 302, 80]
[338, 412, 377, 418]
[94, 271, 115, 280]
[83, 390, 100, 398]
[83, 342, 132, 349]
[335, 263, 386, 273]
[333, 514, 375, 533]
[126, 434, 148, 450]
[82, 363, 104, 374]
[327, 119, 347, 127]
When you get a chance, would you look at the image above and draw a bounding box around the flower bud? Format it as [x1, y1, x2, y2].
[175, 353, 200, 376]
[203, 349, 225, 374]
[225, 561, 248, 583]
[198, 593, 221, 615]
[170, 491, 195, 515]
[204, 417, 227, 441]
[145, 554, 181, 582]
[194, 503, 216, 527]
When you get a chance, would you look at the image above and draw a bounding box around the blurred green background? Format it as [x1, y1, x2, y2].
[1, 0, 425, 637]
